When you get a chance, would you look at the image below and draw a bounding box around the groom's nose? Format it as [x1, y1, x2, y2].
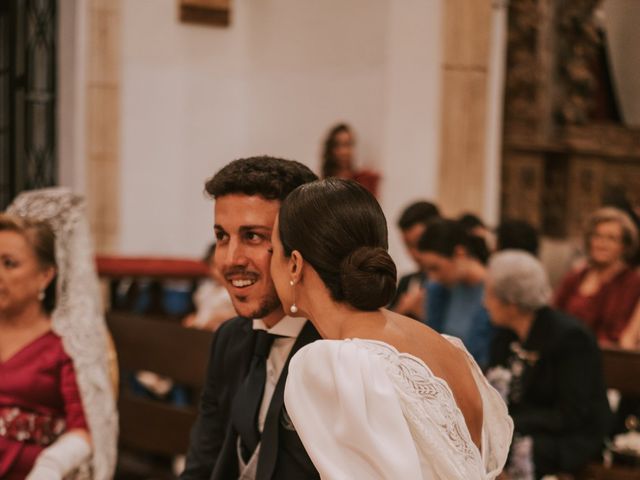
[222, 236, 250, 269]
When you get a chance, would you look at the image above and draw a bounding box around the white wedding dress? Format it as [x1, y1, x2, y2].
[284, 336, 513, 479]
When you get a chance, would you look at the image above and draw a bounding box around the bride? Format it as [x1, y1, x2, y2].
[269, 178, 512, 479]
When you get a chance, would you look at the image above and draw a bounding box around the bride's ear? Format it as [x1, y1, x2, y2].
[289, 250, 305, 284]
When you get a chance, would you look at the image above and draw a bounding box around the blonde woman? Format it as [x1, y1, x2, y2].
[554, 207, 640, 345]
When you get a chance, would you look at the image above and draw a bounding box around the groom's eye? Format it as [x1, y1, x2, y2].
[214, 230, 228, 243]
[244, 231, 265, 244]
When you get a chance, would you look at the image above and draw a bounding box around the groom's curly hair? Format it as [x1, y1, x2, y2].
[205, 156, 318, 201]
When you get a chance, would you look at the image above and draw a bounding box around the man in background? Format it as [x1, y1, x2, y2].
[389, 200, 440, 321]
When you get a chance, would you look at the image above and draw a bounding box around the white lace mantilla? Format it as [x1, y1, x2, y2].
[284, 337, 513, 480]
[8, 188, 118, 480]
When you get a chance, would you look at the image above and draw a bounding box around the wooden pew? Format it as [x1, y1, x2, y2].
[601, 347, 640, 397]
[96, 255, 208, 318]
[579, 347, 640, 480]
[107, 311, 213, 476]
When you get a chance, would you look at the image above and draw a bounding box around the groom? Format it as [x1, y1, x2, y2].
[180, 156, 320, 480]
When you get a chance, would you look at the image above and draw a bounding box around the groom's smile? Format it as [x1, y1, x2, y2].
[213, 194, 284, 324]
[225, 267, 259, 290]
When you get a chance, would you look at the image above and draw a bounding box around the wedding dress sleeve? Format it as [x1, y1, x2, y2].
[284, 340, 424, 479]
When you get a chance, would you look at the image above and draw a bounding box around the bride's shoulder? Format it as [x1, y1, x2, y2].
[288, 339, 400, 385]
[290, 338, 436, 390]
[292, 338, 377, 364]
[293, 337, 408, 362]
[286, 340, 386, 403]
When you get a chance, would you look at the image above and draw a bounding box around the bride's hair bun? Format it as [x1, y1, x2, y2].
[340, 246, 397, 311]
[279, 178, 398, 310]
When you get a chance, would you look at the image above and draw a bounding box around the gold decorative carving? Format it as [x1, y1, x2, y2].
[501, 0, 640, 239]
[555, 0, 601, 125]
[504, 0, 541, 138]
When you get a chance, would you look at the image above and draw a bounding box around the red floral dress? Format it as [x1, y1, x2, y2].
[0, 331, 88, 479]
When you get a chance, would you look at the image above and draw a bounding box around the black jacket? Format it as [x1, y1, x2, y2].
[180, 316, 321, 480]
[489, 307, 611, 478]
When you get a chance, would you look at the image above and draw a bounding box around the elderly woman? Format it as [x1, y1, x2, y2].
[485, 251, 610, 479]
[554, 207, 640, 345]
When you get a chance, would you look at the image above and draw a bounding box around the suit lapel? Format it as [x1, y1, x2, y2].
[256, 320, 320, 480]
[212, 318, 256, 480]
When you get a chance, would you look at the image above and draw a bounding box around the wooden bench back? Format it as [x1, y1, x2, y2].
[107, 312, 213, 456]
[601, 347, 640, 398]
[578, 348, 640, 479]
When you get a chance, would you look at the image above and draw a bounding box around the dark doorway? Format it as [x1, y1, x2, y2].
[0, 0, 57, 210]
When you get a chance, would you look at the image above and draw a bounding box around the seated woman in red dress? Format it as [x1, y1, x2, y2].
[0, 213, 91, 479]
[554, 207, 640, 346]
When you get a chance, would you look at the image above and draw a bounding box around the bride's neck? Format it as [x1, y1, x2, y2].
[305, 295, 383, 340]
[297, 271, 385, 339]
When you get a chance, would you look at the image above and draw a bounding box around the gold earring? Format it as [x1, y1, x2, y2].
[289, 280, 298, 314]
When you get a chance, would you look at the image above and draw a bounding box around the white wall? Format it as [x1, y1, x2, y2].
[380, 0, 442, 273]
[119, 0, 443, 274]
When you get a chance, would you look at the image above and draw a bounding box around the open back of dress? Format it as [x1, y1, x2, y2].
[284, 336, 513, 479]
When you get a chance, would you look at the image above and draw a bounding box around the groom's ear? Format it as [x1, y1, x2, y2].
[290, 250, 304, 283]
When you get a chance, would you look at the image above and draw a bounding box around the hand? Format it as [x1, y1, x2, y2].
[182, 313, 197, 328]
[394, 286, 425, 319]
[598, 338, 617, 348]
[27, 431, 91, 480]
[27, 459, 63, 480]
[619, 328, 640, 350]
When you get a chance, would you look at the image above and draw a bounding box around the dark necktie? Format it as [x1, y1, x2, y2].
[232, 330, 279, 462]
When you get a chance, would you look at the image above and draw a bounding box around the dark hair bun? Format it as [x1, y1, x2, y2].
[340, 247, 397, 311]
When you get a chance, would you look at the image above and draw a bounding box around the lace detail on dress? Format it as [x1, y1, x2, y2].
[8, 188, 118, 480]
[354, 339, 480, 464]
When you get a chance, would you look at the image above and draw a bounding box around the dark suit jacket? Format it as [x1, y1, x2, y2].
[489, 307, 611, 478]
[180, 316, 321, 480]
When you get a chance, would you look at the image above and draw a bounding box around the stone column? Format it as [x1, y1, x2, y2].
[85, 0, 121, 252]
[436, 0, 494, 217]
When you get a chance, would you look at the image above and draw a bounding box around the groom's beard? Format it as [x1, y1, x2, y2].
[230, 283, 282, 320]
[223, 263, 283, 319]
[247, 289, 282, 320]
